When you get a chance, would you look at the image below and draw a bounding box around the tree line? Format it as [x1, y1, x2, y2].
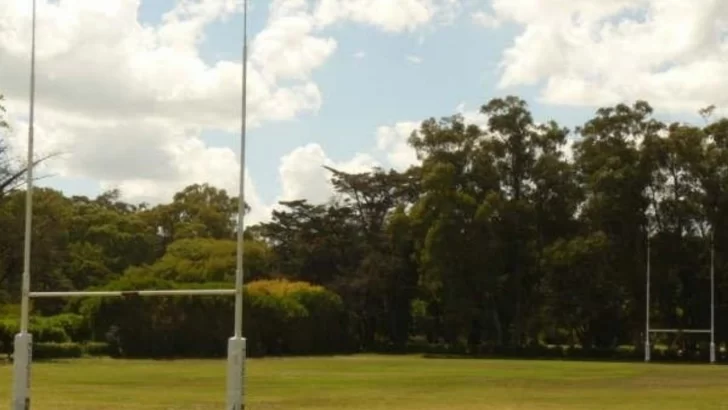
[1, 93, 728, 361]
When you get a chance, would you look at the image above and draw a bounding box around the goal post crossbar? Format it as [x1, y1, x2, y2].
[28, 289, 237, 298]
[648, 329, 711, 334]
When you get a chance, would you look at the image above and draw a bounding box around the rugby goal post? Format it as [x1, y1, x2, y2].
[13, 289, 247, 410]
[11, 1, 250, 408]
[644, 233, 716, 363]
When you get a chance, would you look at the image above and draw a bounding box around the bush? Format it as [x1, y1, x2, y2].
[0, 319, 15, 357]
[84, 342, 110, 357]
[0, 303, 19, 319]
[42, 314, 90, 342]
[32, 321, 70, 343]
[33, 342, 84, 360]
[247, 280, 347, 355]
[0, 316, 72, 345]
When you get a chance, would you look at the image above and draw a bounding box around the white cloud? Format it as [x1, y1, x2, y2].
[560, 137, 577, 163]
[454, 102, 489, 129]
[313, 0, 461, 32]
[373, 103, 489, 172]
[0, 0, 324, 131]
[0, 0, 336, 224]
[276, 143, 378, 205]
[251, 0, 338, 82]
[314, 0, 423, 32]
[0, 0, 466, 225]
[492, 0, 728, 114]
[375, 121, 420, 170]
[4, 106, 271, 223]
[471, 10, 500, 29]
[354, 50, 366, 59]
[406, 55, 423, 64]
[158, 0, 243, 51]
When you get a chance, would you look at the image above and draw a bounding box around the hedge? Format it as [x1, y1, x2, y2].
[411, 341, 724, 363]
[0, 314, 94, 357]
[77, 278, 350, 358]
[0, 342, 109, 361]
[33, 342, 84, 359]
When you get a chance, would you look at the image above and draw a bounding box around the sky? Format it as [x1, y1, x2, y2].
[1, 0, 727, 224]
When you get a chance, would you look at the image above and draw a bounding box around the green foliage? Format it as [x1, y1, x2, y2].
[0, 303, 19, 318]
[0, 314, 93, 357]
[33, 342, 84, 360]
[78, 278, 348, 358]
[41, 313, 91, 342]
[0, 319, 14, 355]
[127, 237, 272, 283]
[247, 279, 348, 355]
[84, 342, 111, 357]
[0, 314, 91, 345]
[3, 92, 728, 361]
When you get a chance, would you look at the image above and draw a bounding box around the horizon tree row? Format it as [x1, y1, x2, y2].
[2, 94, 728, 357]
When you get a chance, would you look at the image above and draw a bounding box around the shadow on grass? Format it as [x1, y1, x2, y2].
[417, 352, 727, 366]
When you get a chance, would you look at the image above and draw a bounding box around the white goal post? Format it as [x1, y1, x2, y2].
[11, 1, 250, 409]
[13, 289, 247, 410]
[644, 233, 716, 363]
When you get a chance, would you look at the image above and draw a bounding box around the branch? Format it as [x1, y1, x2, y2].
[0, 151, 62, 195]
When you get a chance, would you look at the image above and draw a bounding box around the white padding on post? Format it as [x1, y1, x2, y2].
[12, 333, 32, 410]
[644, 340, 651, 362]
[226, 337, 246, 410]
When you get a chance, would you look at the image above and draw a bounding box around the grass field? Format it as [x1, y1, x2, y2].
[2, 355, 728, 409]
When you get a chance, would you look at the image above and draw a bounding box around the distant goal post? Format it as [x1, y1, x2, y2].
[644, 232, 717, 364]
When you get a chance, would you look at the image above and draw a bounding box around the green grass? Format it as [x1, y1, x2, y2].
[2, 355, 728, 409]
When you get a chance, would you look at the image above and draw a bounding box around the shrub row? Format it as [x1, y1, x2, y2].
[0, 314, 90, 356]
[405, 340, 726, 362]
[76, 278, 350, 358]
[0, 342, 109, 361]
[33, 342, 109, 360]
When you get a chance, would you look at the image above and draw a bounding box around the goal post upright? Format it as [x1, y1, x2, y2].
[710, 230, 716, 364]
[226, 0, 249, 408]
[645, 234, 651, 363]
[13, 0, 37, 408]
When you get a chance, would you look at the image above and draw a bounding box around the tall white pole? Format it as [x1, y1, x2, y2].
[13, 0, 37, 408]
[20, 0, 37, 337]
[645, 234, 651, 363]
[226, 0, 248, 408]
[233, 0, 248, 343]
[710, 230, 716, 363]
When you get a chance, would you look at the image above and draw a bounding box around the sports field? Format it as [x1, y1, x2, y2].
[1, 355, 727, 409]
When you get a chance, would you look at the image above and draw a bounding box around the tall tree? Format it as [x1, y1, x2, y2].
[408, 113, 500, 350]
[325, 166, 421, 349]
[0, 188, 74, 313]
[572, 101, 662, 347]
[148, 183, 245, 249]
[479, 96, 581, 345]
[62, 191, 160, 289]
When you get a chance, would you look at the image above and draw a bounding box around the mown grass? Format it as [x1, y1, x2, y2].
[1, 355, 728, 409]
